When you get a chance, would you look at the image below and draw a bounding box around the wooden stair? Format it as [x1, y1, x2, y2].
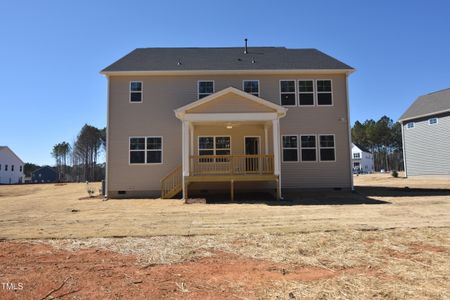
[160, 165, 182, 199]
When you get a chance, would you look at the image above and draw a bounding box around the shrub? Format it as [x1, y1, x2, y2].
[392, 170, 399, 178]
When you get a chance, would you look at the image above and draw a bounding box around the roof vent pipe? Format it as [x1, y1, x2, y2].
[244, 38, 248, 54]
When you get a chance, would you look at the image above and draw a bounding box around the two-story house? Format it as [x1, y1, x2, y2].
[351, 143, 374, 173]
[0, 146, 24, 184]
[399, 88, 450, 176]
[101, 47, 354, 199]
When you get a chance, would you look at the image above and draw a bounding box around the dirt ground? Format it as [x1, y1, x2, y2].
[0, 174, 449, 299]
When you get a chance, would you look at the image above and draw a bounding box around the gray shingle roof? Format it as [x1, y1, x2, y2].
[399, 88, 450, 121]
[101, 47, 353, 72]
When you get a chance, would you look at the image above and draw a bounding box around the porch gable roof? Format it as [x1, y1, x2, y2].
[175, 87, 287, 120]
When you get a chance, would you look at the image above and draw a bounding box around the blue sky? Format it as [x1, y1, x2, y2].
[0, 0, 449, 165]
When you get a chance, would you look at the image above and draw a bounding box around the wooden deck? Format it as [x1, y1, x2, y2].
[161, 154, 280, 200]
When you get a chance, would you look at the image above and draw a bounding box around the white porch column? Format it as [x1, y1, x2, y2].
[182, 120, 190, 199]
[272, 119, 281, 176]
[272, 119, 282, 200]
[264, 124, 269, 155]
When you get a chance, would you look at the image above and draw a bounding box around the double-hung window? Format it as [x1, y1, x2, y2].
[11, 165, 14, 172]
[406, 122, 415, 129]
[198, 81, 214, 99]
[129, 81, 143, 103]
[129, 137, 162, 164]
[317, 80, 332, 105]
[198, 136, 231, 162]
[300, 135, 317, 161]
[319, 135, 335, 161]
[428, 117, 438, 125]
[298, 80, 314, 106]
[280, 80, 296, 106]
[243, 80, 259, 97]
[353, 153, 361, 159]
[282, 135, 298, 162]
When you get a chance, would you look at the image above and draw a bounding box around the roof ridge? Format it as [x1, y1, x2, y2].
[422, 87, 450, 97]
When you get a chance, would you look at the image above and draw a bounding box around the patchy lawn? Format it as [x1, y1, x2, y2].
[0, 174, 449, 299]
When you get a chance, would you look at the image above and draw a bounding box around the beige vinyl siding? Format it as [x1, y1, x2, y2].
[107, 73, 351, 197]
[403, 113, 450, 176]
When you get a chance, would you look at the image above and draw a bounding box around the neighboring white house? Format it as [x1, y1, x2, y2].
[0, 146, 24, 184]
[351, 143, 374, 173]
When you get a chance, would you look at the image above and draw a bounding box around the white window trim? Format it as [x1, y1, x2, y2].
[353, 153, 361, 159]
[279, 80, 297, 107]
[197, 80, 215, 100]
[281, 134, 299, 163]
[298, 80, 316, 107]
[316, 79, 333, 107]
[242, 80, 260, 97]
[129, 81, 143, 103]
[197, 136, 232, 156]
[319, 134, 336, 162]
[428, 117, 438, 125]
[406, 122, 415, 129]
[300, 134, 318, 162]
[129, 136, 163, 165]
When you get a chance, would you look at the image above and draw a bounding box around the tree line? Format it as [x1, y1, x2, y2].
[351, 115, 403, 172]
[51, 124, 106, 182]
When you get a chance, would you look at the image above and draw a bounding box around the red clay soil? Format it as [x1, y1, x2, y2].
[0, 242, 342, 300]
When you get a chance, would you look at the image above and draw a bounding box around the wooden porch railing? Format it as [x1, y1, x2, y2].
[190, 154, 274, 176]
[160, 165, 182, 199]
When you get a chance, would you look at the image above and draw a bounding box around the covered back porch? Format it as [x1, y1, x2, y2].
[162, 87, 287, 200]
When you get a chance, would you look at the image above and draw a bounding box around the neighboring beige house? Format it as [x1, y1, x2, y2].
[101, 46, 354, 199]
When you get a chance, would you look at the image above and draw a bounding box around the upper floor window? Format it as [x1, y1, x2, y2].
[353, 153, 361, 159]
[280, 80, 296, 106]
[282, 135, 298, 162]
[11, 165, 14, 172]
[319, 135, 335, 161]
[317, 80, 332, 106]
[298, 80, 314, 106]
[300, 135, 317, 161]
[5, 164, 8, 171]
[406, 122, 415, 129]
[243, 80, 259, 97]
[129, 136, 162, 164]
[20, 165, 23, 172]
[198, 81, 214, 99]
[428, 117, 438, 125]
[129, 81, 143, 103]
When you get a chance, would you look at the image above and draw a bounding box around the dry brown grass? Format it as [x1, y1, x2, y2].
[1, 174, 450, 299]
[1, 175, 450, 239]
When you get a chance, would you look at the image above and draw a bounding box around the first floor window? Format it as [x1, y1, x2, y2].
[319, 135, 335, 161]
[198, 81, 214, 99]
[298, 80, 314, 106]
[129, 136, 162, 164]
[317, 80, 332, 105]
[243, 80, 259, 97]
[282, 135, 298, 162]
[280, 80, 296, 106]
[353, 162, 360, 168]
[300, 135, 316, 161]
[198, 136, 231, 162]
[130, 81, 143, 102]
